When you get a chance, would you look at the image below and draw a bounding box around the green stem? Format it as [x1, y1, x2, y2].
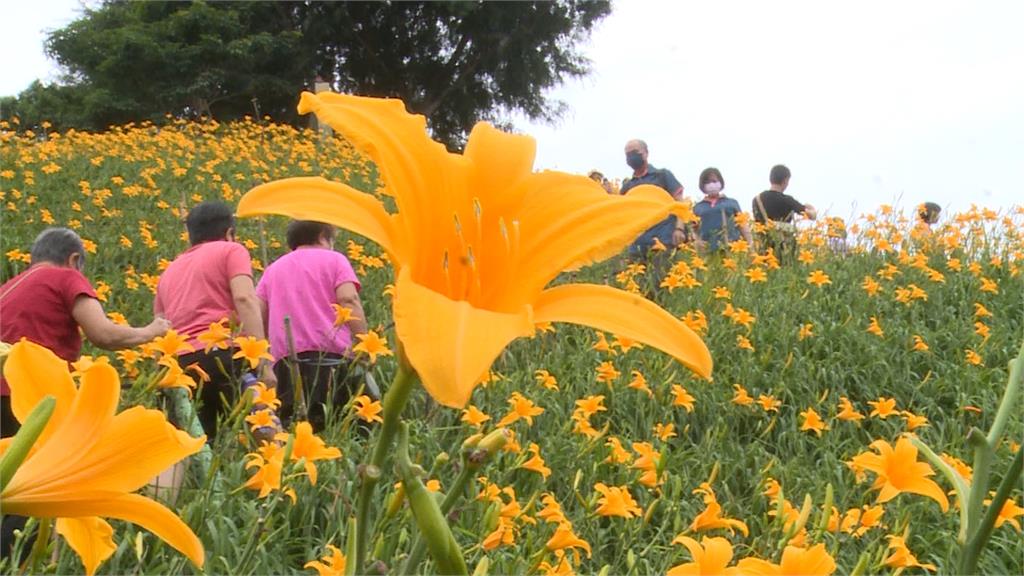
[965, 428, 992, 537]
[987, 338, 1023, 447]
[353, 362, 416, 573]
[402, 455, 478, 573]
[910, 435, 971, 543]
[25, 517, 51, 575]
[395, 423, 467, 575]
[960, 447, 1023, 575]
[0, 396, 55, 492]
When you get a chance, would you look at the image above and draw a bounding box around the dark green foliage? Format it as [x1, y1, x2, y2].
[4, 1, 610, 148]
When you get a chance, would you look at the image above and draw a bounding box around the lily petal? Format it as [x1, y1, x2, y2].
[904, 476, 950, 512]
[3, 339, 76, 443]
[14, 494, 204, 568]
[7, 362, 120, 499]
[54, 406, 204, 496]
[533, 284, 712, 379]
[498, 177, 689, 306]
[56, 517, 116, 576]
[295, 91, 457, 253]
[393, 268, 534, 408]
[237, 177, 401, 260]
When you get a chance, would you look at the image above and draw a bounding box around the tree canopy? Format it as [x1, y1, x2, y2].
[4, 1, 610, 147]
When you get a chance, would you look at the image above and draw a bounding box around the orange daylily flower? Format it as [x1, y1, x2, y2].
[593, 483, 642, 518]
[522, 443, 552, 479]
[732, 384, 754, 407]
[672, 384, 696, 412]
[736, 543, 837, 575]
[800, 407, 829, 436]
[837, 397, 865, 422]
[461, 405, 490, 428]
[196, 318, 232, 352]
[353, 395, 383, 424]
[497, 392, 545, 427]
[351, 330, 393, 364]
[232, 336, 273, 369]
[537, 493, 568, 524]
[305, 544, 347, 576]
[289, 421, 342, 485]
[848, 437, 949, 511]
[883, 534, 937, 572]
[668, 535, 740, 576]
[237, 91, 712, 408]
[534, 369, 559, 390]
[0, 341, 205, 574]
[868, 397, 898, 418]
[546, 523, 591, 559]
[806, 269, 832, 287]
[331, 304, 353, 328]
[689, 483, 749, 536]
[150, 329, 194, 356]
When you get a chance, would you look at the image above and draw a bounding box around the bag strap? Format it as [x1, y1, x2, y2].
[754, 192, 771, 223]
[0, 266, 44, 302]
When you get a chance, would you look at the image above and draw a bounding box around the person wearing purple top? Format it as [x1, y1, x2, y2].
[256, 220, 369, 430]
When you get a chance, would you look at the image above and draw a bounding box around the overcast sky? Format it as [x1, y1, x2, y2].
[4, 0, 1022, 218]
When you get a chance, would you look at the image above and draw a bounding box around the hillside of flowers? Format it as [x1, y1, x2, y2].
[1, 113, 1022, 575]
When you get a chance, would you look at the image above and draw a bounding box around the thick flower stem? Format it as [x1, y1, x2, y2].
[987, 338, 1023, 447]
[402, 455, 478, 573]
[0, 396, 55, 492]
[395, 423, 467, 575]
[960, 446, 1023, 575]
[353, 362, 416, 574]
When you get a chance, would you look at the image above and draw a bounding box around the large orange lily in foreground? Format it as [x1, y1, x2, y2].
[0, 341, 205, 575]
[238, 91, 712, 407]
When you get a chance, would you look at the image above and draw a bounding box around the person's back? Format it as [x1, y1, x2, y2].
[751, 164, 817, 225]
[154, 201, 271, 438]
[256, 220, 367, 431]
[1, 266, 95, 365]
[156, 240, 251, 349]
[257, 247, 360, 359]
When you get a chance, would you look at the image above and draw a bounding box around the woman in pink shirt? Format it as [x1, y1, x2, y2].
[256, 221, 368, 431]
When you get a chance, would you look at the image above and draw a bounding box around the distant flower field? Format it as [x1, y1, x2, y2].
[1, 115, 1022, 575]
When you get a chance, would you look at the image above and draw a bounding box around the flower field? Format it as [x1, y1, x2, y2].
[1, 113, 1022, 575]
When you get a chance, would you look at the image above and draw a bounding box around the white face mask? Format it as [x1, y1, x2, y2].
[704, 181, 723, 195]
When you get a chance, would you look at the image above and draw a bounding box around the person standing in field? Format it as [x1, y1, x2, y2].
[751, 164, 817, 259]
[692, 167, 754, 252]
[0, 227, 170, 560]
[256, 220, 369, 431]
[621, 139, 693, 255]
[0, 227, 170, 437]
[155, 201, 275, 438]
[620, 139, 697, 295]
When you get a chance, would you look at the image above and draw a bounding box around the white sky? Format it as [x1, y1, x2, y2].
[3, 0, 1022, 218]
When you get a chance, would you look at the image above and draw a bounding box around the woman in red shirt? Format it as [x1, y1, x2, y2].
[0, 227, 170, 437]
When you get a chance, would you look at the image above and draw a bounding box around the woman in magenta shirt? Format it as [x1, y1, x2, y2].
[256, 220, 368, 431]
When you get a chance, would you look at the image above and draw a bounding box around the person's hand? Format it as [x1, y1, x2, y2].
[258, 362, 278, 389]
[672, 229, 687, 246]
[145, 317, 172, 339]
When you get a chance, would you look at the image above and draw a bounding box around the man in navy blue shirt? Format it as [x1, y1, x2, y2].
[620, 139, 690, 257]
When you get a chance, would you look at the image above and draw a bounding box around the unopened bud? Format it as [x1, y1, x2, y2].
[477, 428, 511, 456]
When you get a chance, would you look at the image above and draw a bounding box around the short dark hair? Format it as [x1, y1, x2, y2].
[287, 220, 336, 250]
[186, 201, 235, 245]
[698, 167, 725, 192]
[30, 227, 86, 268]
[769, 164, 791, 185]
[919, 202, 942, 224]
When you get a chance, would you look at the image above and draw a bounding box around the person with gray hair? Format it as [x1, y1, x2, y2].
[1, 227, 170, 436]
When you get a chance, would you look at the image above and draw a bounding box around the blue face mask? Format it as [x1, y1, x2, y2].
[626, 151, 644, 170]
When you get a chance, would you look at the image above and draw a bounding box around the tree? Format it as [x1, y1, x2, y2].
[6, 1, 609, 147]
[299, 1, 611, 146]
